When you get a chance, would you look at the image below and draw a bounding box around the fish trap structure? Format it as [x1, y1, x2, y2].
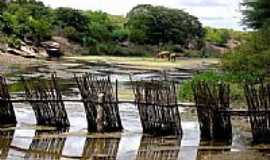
[132, 80, 182, 136]
[23, 74, 70, 128]
[192, 81, 232, 140]
[136, 135, 181, 160]
[0, 76, 17, 126]
[24, 129, 67, 159]
[75, 73, 122, 132]
[244, 81, 270, 143]
[81, 137, 120, 159]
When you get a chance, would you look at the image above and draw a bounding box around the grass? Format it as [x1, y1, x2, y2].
[66, 55, 219, 70]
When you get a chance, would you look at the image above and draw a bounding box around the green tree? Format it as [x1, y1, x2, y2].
[242, 0, 270, 29]
[84, 11, 114, 42]
[0, 0, 52, 44]
[204, 27, 230, 45]
[54, 7, 88, 32]
[126, 4, 204, 48]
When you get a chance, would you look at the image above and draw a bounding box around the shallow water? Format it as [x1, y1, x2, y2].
[1, 61, 270, 160]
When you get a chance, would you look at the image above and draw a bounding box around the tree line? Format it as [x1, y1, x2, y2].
[222, 0, 270, 75]
[0, 0, 207, 56]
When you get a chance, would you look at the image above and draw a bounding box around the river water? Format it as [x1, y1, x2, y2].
[0, 61, 269, 160]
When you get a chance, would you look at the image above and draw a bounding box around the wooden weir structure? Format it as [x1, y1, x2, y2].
[192, 81, 232, 140]
[23, 74, 70, 128]
[75, 73, 123, 132]
[1, 74, 270, 143]
[132, 80, 182, 136]
[244, 81, 270, 143]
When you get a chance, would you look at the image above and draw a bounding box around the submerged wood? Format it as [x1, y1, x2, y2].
[244, 81, 270, 143]
[24, 129, 68, 159]
[136, 135, 181, 160]
[81, 137, 120, 159]
[23, 74, 70, 127]
[192, 81, 232, 140]
[0, 76, 17, 126]
[132, 80, 182, 136]
[75, 73, 122, 132]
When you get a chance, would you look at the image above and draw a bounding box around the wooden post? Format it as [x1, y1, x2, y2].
[96, 93, 105, 132]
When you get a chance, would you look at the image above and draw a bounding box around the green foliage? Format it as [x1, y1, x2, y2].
[84, 11, 115, 42]
[126, 4, 204, 48]
[54, 7, 88, 32]
[112, 28, 129, 42]
[178, 71, 258, 102]
[222, 26, 270, 74]
[242, 0, 270, 29]
[0, 0, 52, 44]
[204, 27, 230, 46]
[88, 43, 152, 56]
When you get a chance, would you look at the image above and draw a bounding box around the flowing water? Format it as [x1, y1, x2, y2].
[0, 60, 270, 160]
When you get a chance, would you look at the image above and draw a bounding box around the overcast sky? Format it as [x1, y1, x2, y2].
[39, 0, 244, 30]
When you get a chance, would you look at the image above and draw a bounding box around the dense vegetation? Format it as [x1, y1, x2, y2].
[180, 0, 270, 102]
[0, 0, 208, 56]
[222, 0, 270, 75]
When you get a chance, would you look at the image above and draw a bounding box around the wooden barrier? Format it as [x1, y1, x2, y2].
[136, 135, 181, 160]
[23, 74, 70, 127]
[244, 82, 270, 143]
[132, 80, 182, 136]
[192, 81, 232, 140]
[75, 73, 122, 132]
[81, 137, 120, 159]
[0, 76, 17, 126]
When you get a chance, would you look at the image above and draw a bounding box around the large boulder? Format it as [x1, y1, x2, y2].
[0, 43, 8, 53]
[41, 41, 62, 58]
[7, 45, 37, 58]
[156, 51, 170, 59]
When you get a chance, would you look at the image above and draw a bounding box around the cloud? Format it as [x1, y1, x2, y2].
[38, 0, 244, 30]
[179, 0, 229, 7]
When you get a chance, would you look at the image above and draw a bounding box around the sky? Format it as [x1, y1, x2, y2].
[39, 0, 244, 30]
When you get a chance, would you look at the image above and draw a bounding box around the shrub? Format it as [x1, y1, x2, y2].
[178, 70, 258, 102]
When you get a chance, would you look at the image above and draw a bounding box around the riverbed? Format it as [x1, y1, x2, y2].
[0, 57, 269, 160]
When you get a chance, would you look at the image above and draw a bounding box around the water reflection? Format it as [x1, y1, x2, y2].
[136, 135, 181, 160]
[24, 129, 68, 159]
[0, 130, 14, 159]
[196, 140, 232, 160]
[81, 137, 121, 159]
